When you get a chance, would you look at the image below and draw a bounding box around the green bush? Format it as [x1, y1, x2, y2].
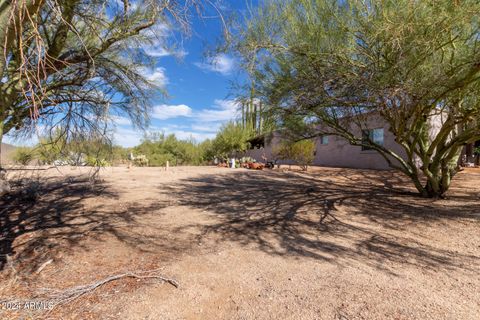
[86, 156, 110, 167]
[133, 132, 211, 166]
[13, 147, 34, 165]
[273, 140, 315, 171]
[207, 122, 255, 160]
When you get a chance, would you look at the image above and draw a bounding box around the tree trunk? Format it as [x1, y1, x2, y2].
[0, 120, 10, 196]
[0, 120, 3, 169]
[422, 172, 452, 198]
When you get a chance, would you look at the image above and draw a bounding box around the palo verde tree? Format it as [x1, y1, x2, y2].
[209, 121, 255, 161]
[0, 0, 207, 166]
[228, 0, 480, 198]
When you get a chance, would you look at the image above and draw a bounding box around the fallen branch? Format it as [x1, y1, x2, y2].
[35, 259, 53, 275]
[36, 269, 178, 308]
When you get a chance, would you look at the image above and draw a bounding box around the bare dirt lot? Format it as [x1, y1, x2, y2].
[1, 166, 479, 319]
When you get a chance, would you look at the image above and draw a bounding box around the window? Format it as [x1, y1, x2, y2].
[362, 128, 384, 150]
[319, 135, 329, 145]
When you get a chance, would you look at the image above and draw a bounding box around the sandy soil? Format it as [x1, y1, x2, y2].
[0, 165, 479, 319]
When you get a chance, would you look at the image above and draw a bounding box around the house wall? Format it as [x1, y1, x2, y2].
[244, 113, 451, 170]
[312, 114, 407, 170]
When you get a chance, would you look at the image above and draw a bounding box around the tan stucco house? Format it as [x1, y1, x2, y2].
[245, 113, 478, 170]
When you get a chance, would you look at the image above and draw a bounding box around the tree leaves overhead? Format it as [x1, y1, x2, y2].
[0, 0, 199, 142]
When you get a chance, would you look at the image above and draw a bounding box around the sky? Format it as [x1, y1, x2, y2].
[110, 1, 255, 147]
[4, 1, 256, 148]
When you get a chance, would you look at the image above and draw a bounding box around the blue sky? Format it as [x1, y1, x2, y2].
[4, 1, 256, 148]
[112, 1, 255, 147]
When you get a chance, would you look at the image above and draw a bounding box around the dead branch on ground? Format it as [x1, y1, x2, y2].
[35, 269, 178, 308]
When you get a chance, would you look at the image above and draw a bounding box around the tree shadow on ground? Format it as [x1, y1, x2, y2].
[163, 169, 479, 275]
[0, 175, 173, 275]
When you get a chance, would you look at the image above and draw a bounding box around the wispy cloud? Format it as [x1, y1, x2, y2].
[151, 104, 193, 120]
[142, 45, 171, 57]
[197, 99, 239, 122]
[194, 54, 236, 75]
[139, 22, 187, 58]
[166, 129, 216, 141]
[111, 99, 240, 146]
[113, 126, 144, 147]
[190, 123, 222, 133]
[142, 44, 188, 58]
[111, 115, 132, 126]
[140, 67, 168, 87]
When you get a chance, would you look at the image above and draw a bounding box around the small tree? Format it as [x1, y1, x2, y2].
[274, 140, 315, 171]
[290, 140, 315, 171]
[209, 122, 255, 161]
[13, 147, 34, 165]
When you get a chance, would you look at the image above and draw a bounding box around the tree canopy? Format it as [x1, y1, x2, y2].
[208, 121, 255, 160]
[228, 0, 480, 197]
[0, 0, 200, 159]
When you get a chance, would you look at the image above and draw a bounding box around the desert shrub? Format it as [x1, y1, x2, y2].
[133, 155, 149, 167]
[207, 122, 255, 160]
[134, 132, 211, 166]
[13, 147, 34, 165]
[274, 140, 315, 171]
[86, 156, 110, 167]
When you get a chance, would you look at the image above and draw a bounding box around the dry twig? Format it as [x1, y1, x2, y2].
[35, 269, 178, 308]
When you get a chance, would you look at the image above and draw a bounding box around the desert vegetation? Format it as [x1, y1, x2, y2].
[227, 0, 480, 197]
[0, 0, 479, 319]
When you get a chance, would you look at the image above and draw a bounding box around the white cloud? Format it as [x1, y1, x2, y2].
[166, 129, 216, 141]
[109, 98, 240, 147]
[140, 67, 168, 87]
[142, 45, 172, 57]
[141, 22, 170, 38]
[151, 104, 193, 120]
[142, 44, 188, 58]
[190, 123, 222, 133]
[112, 125, 215, 147]
[194, 54, 236, 75]
[138, 22, 187, 58]
[197, 99, 239, 122]
[113, 127, 143, 147]
[111, 115, 132, 126]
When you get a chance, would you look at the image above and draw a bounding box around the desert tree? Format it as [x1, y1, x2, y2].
[0, 0, 212, 166]
[208, 121, 255, 161]
[227, 0, 480, 198]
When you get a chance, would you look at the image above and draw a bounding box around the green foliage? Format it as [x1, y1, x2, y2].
[0, 0, 200, 158]
[273, 140, 315, 171]
[133, 124, 255, 167]
[133, 132, 210, 166]
[208, 122, 255, 160]
[86, 156, 110, 167]
[32, 128, 130, 166]
[133, 155, 149, 167]
[13, 147, 34, 165]
[229, 0, 480, 197]
[28, 129, 216, 168]
[474, 147, 480, 156]
[35, 130, 66, 165]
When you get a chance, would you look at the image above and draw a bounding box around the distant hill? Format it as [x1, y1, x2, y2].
[1, 143, 17, 164]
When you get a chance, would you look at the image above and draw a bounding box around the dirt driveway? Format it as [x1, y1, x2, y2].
[1, 166, 479, 319]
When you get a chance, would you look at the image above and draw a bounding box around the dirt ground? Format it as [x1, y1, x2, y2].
[0, 165, 479, 319]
